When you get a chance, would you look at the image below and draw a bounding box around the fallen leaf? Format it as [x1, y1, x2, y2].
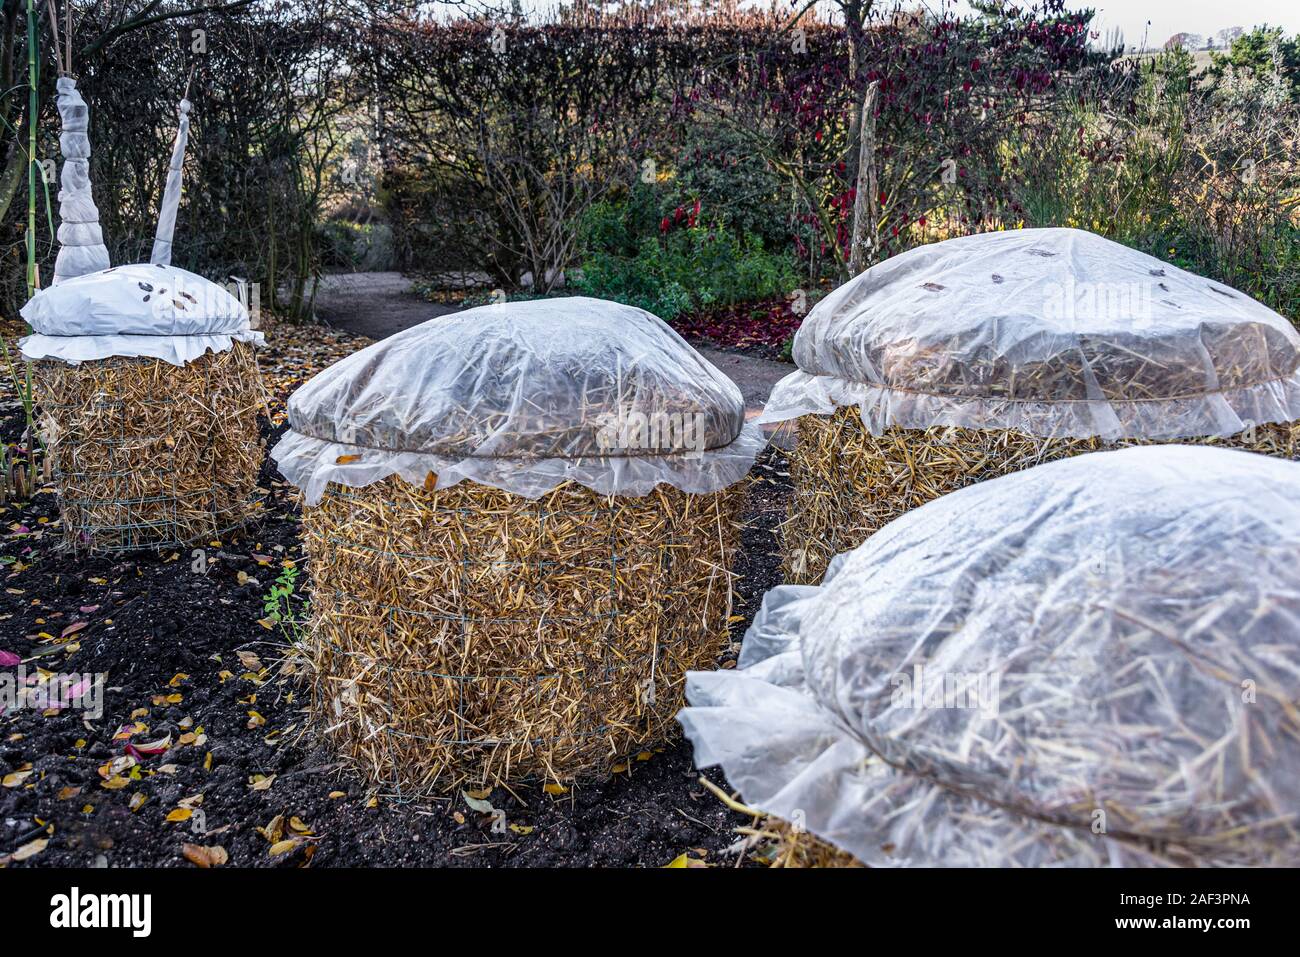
[249, 774, 276, 791]
[0, 650, 20, 667]
[12, 837, 48, 861]
[166, 808, 193, 823]
[334, 454, 361, 464]
[268, 838, 301, 858]
[2, 769, 33, 788]
[182, 843, 229, 868]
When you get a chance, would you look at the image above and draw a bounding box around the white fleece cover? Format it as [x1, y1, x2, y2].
[20, 263, 259, 366]
[761, 228, 1300, 439]
[680, 445, 1300, 867]
[272, 296, 765, 503]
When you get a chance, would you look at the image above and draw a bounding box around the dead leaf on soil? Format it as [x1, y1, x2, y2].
[182, 843, 229, 868]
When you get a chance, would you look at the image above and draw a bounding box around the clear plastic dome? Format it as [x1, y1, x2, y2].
[273, 296, 765, 504]
[682, 445, 1300, 866]
[761, 229, 1300, 439]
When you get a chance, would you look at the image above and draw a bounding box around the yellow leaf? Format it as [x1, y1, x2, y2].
[328, 791, 346, 800]
[56, 786, 81, 800]
[129, 793, 148, 813]
[664, 853, 691, 868]
[335, 454, 361, 464]
[508, 824, 534, 835]
[543, 783, 569, 795]
[168, 673, 189, 687]
[250, 774, 276, 791]
[247, 711, 266, 729]
[268, 838, 301, 858]
[2, 769, 32, 788]
[166, 808, 193, 823]
[100, 776, 129, 790]
[81, 804, 94, 814]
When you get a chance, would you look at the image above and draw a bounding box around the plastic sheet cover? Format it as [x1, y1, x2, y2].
[20, 263, 259, 366]
[273, 296, 765, 504]
[680, 445, 1300, 867]
[760, 228, 1300, 439]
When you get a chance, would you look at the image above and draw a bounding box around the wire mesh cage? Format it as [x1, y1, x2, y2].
[36, 341, 266, 553]
[303, 475, 746, 796]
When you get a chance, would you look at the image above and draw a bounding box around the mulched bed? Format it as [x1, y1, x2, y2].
[0, 318, 792, 868]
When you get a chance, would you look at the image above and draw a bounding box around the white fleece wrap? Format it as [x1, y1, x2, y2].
[150, 98, 191, 267]
[52, 77, 111, 284]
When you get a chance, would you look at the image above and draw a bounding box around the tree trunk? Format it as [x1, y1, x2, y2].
[848, 80, 880, 277]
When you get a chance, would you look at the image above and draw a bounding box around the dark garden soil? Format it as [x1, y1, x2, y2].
[0, 319, 793, 868]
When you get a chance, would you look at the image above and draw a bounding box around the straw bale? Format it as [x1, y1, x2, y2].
[782, 408, 1300, 584]
[35, 341, 265, 552]
[302, 475, 746, 793]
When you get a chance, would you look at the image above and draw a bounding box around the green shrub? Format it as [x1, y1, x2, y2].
[574, 226, 799, 320]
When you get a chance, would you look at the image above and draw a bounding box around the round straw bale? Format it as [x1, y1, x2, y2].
[35, 341, 265, 553]
[303, 474, 746, 793]
[782, 411, 1299, 584]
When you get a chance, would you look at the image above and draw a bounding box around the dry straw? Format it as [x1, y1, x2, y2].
[697, 777, 861, 868]
[303, 474, 745, 794]
[36, 341, 266, 552]
[781, 409, 1300, 584]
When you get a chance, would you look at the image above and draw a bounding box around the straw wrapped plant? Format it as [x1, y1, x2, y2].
[763, 228, 1300, 584]
[19, 71, 266, 554]
[35, 341, 265, 552]
[275, 297, 765, 793]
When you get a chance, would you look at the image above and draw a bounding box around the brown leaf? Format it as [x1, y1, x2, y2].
[182, 843, 229, 868]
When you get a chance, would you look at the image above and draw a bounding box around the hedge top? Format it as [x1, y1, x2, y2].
[681, 444, 1300, 867]
[761, 227, 1300, 439]
[273, 296, 765, 504]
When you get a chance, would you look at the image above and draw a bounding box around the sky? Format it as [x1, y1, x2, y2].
[1064, 0, 1298, 51]
[421, 0, 1300, 50]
